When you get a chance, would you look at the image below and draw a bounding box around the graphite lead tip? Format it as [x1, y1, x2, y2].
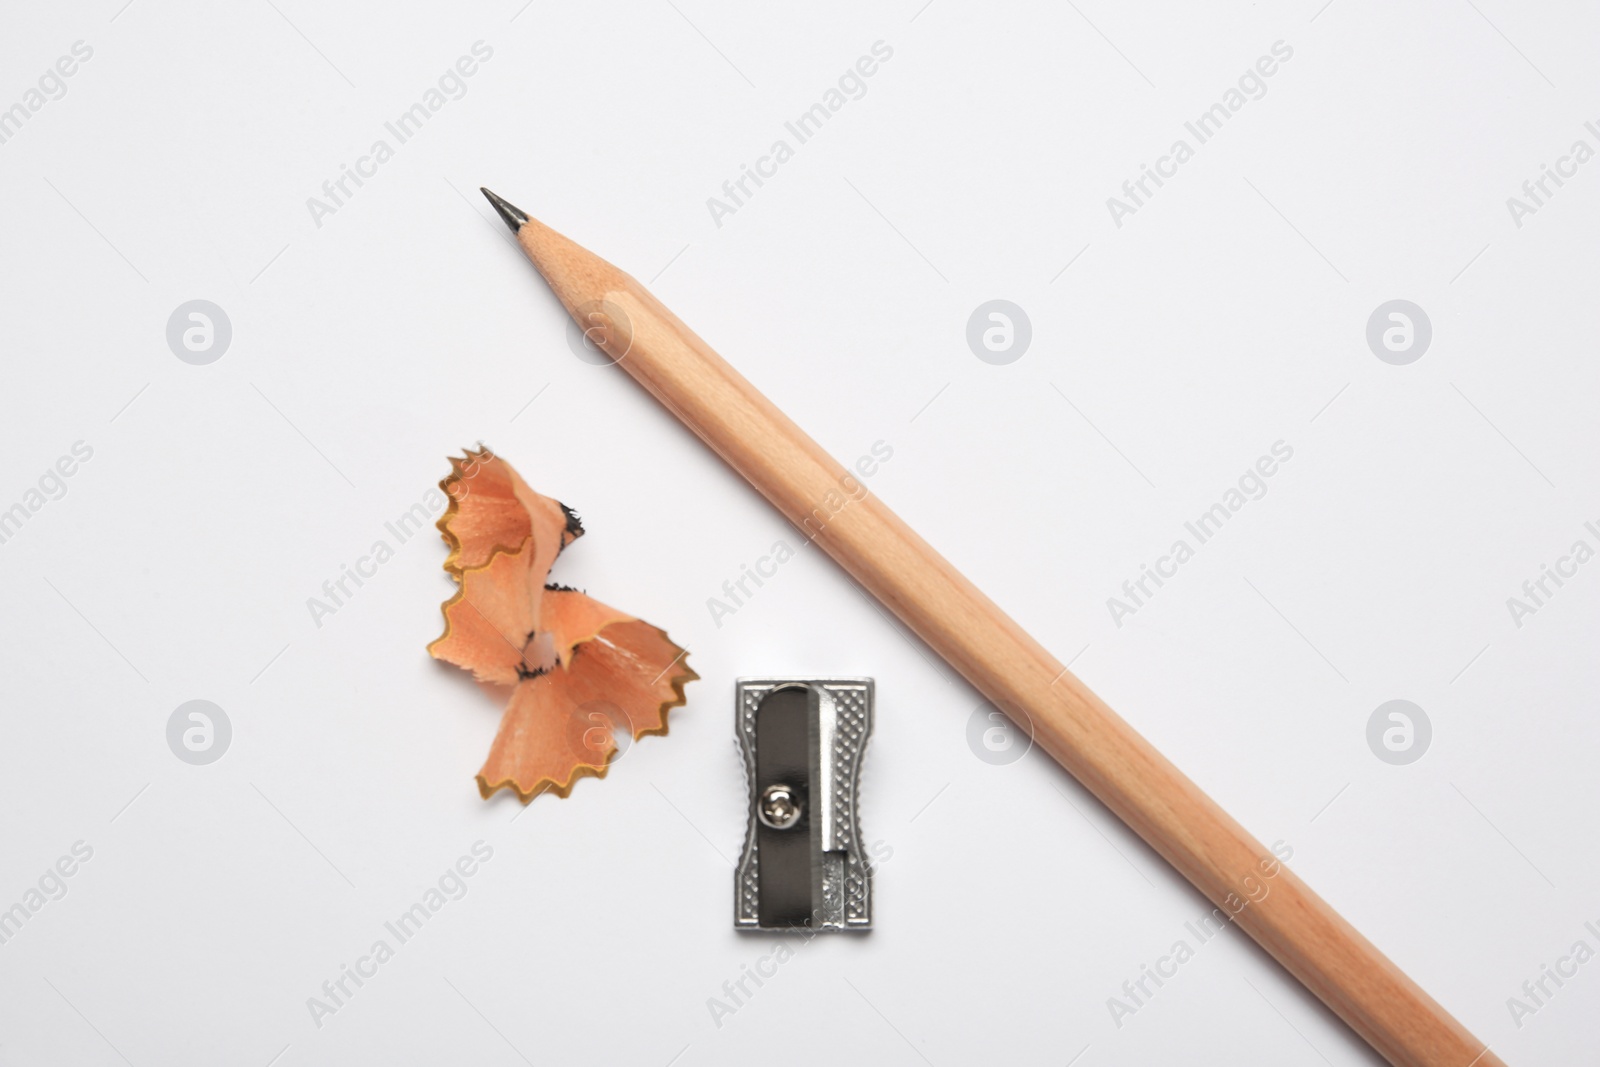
[481, 187, 529, 233]
[475, 197, 636, 320]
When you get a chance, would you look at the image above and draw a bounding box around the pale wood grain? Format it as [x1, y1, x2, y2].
[510, 214, 1503, 1067]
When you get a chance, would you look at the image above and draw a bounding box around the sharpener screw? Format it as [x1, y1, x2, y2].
[758, 783, 802, 830]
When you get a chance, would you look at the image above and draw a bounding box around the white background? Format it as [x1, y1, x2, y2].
[1, 0, 1597, 1064]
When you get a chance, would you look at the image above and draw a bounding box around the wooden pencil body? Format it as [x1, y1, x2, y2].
[512, 217, 1500, 1067]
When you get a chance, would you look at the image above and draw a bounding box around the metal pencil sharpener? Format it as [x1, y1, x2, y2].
[735, 678, 873, 931]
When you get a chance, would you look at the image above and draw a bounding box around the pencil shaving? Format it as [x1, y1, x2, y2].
[428, 447, 697, 801]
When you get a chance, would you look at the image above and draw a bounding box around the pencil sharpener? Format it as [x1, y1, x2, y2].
[735, 678, 874, 931]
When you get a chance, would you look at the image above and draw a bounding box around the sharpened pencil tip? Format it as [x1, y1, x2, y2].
[481, 188, 529, 233]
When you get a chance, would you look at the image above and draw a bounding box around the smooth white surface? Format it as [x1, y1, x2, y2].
[1, 1, 1596, 1064]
